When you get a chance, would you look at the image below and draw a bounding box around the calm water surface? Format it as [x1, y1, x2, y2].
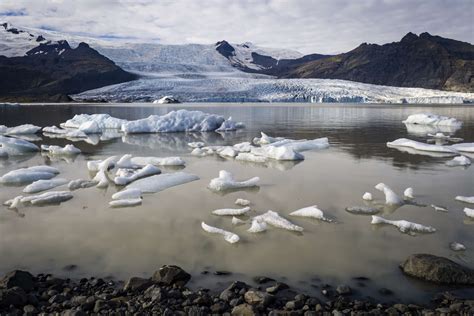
[1, 103, 473, 304]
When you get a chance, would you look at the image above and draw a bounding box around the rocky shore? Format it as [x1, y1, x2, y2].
[1, 261, 474, 315]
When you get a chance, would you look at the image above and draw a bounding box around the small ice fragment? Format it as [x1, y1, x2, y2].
[449, 242, 466, 251]
[253, 132, 283, 145]
[256, 210, 304, 232]
[5, 195, 23, 209]
[127, 172, 199, 193]
[20, 191, 73, 205]
[68, 179, 97, 190]
[188, 142, 205, 148]
[131, 156, 185, 166]
[114, 164, 161, 185]
[430, 204, 448, 212]
[109, 198, 142, 208]
[235, 152, 268, 163]
[219, 147, 238, 158]
[463, 207, 474, 218]
[231, 217, 246, 225]
[248, 217, 268, 233]
[93, 170, 109, 188]
[362, 192, 373, 201]
[208, 170, 259, 192]
[404, 187, 414, 199]
[450, 143, 474, 153]
[212, 207, 251, 216]
[41, 144, 81, 155]
[23, 178, 68, 193]
[235, 198, 250, 206]
[2, 124, 41, 135]
[201, 222, 240, 244]
[117, 154, 140, 169]
[233, 142, 253, 153]
[87, 156, 118, 172]
[345, 206, 380, 215]
[371, 215, 436, 234]
[375, 183, 403, 205]
[112, 188, 142, 200]
[289, 205, 331, 222]
[446, 156, 471, 167]
[402, 113, 463, 127]
[455, 196, 474, 204]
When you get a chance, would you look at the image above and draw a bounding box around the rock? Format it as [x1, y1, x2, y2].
[253, 276, 275, 284]
[215, 270, 232, 276]
[400, 254, 474, 285]
[244, 290, 273, 307]
[152, 265, 191, 286]
[336, 285, 351, 295]
[266, 282, 289, 294]
[210, 301, 229, 313]
[0, 270, 35, 291]
[285, 300, 304, 310]
[220, 281, 250, 301]
[232, 303, 255, 316]
[123, 277, 152, 291]
[0, 287, 28, 307]
[23, 304, 37, 313]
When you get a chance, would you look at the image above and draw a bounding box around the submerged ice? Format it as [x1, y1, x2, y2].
[201, 222, 240, 244]
[371, 215, 436, 234]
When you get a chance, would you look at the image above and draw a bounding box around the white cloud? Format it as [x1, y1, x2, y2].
[1, 0, 472, 54]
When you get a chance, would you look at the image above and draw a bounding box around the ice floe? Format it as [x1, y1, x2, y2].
[68, 179, 97, 190]
[402, 113, 463, 127]
[362, 192, 373, 201]
[250, 210, 304, 232]
[455, 196, 474, 204]
[114, 164, 161, 185]
[289, 205, 332, 222]
[387, 138, 457, 155]
[212, 207, 251, 216]
[23, 178, 68, 193]
[19, 191, 73, 206]
[109, 198, 142, 208]
[463, 208, 474, 218]
[127, 172, 199, 193]
[446, 156, 471, 167]
[201, 222, 240, 244]
[112, 188, 142, 200]
[430, 204, 448, 212]
[345, 206, 380, 215]
[404, 187, 414, 199]
[41, 144, 81, 155]
[235, 198, 250, 206]
[375, 183, 403, 205]
[0, 166, 59, 184]
[208, 170, 260, 192]
[0, 135, 39, 154]
[371, 215, 436, 234]
[449, 242, 466, 251]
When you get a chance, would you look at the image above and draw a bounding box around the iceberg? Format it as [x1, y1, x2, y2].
[127, 172, 199, 193]
[375, 183, 403, 205]
[0, 135, 39, 154]
[289, 205, 332, 222]
[387, 138, 457, 155]
[112, 188, 142, 200]
[402, 113, 463, 127]
[270, 137, 330, 152]
[404, 187, 414, 199]
[0, 166, 59, 184]
[450, 143, 474, 153]
[114, 164, 161, 185]
[109, 198, 142, 208]
[235, 198, 250, 206]
[235, 152, 268, 163]
[41, 144, 81, 155]
[68, 179, 97, 190]
[0, 124, 41, 135]
[0, 148, 8, 158]
[371, 215, 436, 234]
[362, 192, 373, 201]
[42, 126, 88, 138]
[153, 96, 180, 104]
[455, 196, 474, 204]
[201, 222, 240, 244]
[208, 170, 260, 192]
[449, 242, 466, 251]
[20, 191, 73, 206]
[23, 178, 68, 193]
[61, 113, 127, 130]
[463, 208, 474, 218]
[345, 206, 380, 215]
[212, 206, 251, 216]
[446, 156, 471, 167]
[250, 145, 304, 161]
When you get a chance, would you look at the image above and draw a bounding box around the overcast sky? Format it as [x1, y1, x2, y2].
[1, 0, 472, 54]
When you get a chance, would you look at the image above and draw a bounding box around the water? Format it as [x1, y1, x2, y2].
[1, 103, 473, 304]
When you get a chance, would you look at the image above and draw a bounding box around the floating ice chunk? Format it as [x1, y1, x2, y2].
[250, 145, 304, 161]
[271, 137, 330, 152]
[208, 170, 260, 191]
[256, 210, 304, 232]
[216, 117, 244, 132]
[446, 156, 471, 167]
[450, 242, 466, 251]
[248, 217, 268, 233]
[41, 144, 81, 155]
[93, 170, 109, 188]
[235, 198, 250, 206]
[0, 166, 59, 184]
[68, 179, 97, 190]
[253, 132, 284, 145]
[109, 198, 142, 208]
[235, 152, 268, 163]
[450, 143, 474, 153]
[345, 206, 380, 215]
[375, 183, 403, 205]
[0, 124, 41, 135]
[114, 164, 161, 185]
[42, 126, 88, 138]
[387, 138, 457, 154]
[212, 206, 251, 216]
[7, 195, 23, 209]
[78, 121, 101, 134]
[428, 132, 450, 139]
[289, 205, 332, 222]
[127, 172, 199, 193]
[116, 154, 141, 169]
[188, 142, 205, 148]
[87, 156, 118, 172]
[463, 208, 474, 218]
[219, 147, 238, 158]
[132, 156, 185, 166]
[201, 222, 240, 244]
[455, 196, 474, 204]
[232, 142, 253, 153]
[153, 96, 180, 104]
[232, 216, 246, 225]
[191, 147, 213, 157]
[0, 135, 39, 154]
[371, 215, 436, 234]
[430, 204, 448, 212]
[112, 188, 142, 200]
[61, 114, 127, 130]
[20, 191, 73, 205]
[23, 178, 68, 193]
[362, 192, 373, 201]
[404, 187, 414, 199]
[402, 113, 463, 127]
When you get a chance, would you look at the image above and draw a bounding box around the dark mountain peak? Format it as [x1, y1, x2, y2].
[77, 42, 90, 49]
[419, 32, 433, 39]
[26, 40, 71, 56]
[215, 40, 235, 59]
[401, 32, 419, 42]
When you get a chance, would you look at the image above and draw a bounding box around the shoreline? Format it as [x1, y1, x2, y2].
[1, 267, 473, 315]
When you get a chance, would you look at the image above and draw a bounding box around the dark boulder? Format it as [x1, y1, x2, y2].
[123, 277, 152, 292]
[0, 270, 35, 291]
[152, 265, 191, 287]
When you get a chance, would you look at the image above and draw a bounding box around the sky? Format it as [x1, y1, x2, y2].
[0, 0, 472, 54]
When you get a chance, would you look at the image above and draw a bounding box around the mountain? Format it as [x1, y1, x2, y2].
[0, 23, 137, 102]
[281, 32, 473, 92]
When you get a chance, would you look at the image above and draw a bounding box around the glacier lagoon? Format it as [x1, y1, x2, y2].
[0, 103, 473, 303]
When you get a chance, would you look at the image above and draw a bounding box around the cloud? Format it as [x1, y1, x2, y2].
[1, 0, 472, 54]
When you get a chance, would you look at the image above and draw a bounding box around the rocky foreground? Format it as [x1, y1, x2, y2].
[1, 257, 474, 316]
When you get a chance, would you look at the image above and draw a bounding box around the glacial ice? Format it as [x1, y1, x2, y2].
[218, 147, 238, 158]
[253, 132, 284, 145]
[6, 195, 23, 209]
[41, 144, 81, 155]
[216, 117, 244, 132]
[42, 126, 88, 138]
[132, 156, 185, 166]
[404, 187, 414, 199]
[446, 156, 471, 167]
[201, 222, 240, 244]
[61, 114, 127, 130]
[112, 188, 142, 200]
[371, 215, 436, 234]
[375, 183, 403, 205]
[188, 142, 205, 148]
[127, 172, 199, 193]
[114, 164, 161, 185]
[208, 170, 260, 191]
[248, 217, 268, 233]
[449, 242, 466, 251]
[362, 192, 373, 201]
[68, 179, 97, 190]
[0, 124, 41, 135]
[212, 207, 251, 216]
[87, 156, 118, 172]
[250, 145, 304, 161]
[232, 142, 253, 153]
[109, 198, 142, 208]
[23, 178, 68, 193]
[235, 152, 268, 163]
[93, 170, 110, 188]
[20, 191, 73, 205]
[345, 206, 380, 215]
[270, 137, 330, 152]
[254, 210, 304, 232]
[450, 143, 474, 153]
[0, 166, 59, 184]
[153, 96, 179, 104]
[235, 198, 251, 206]
[402, 113, 463, 127]
[0, 135, 39, 154]
[289, 205, 332, 222]
[387, 138, 457, 154]
[78, 121, 101, 134]
[455, 196, 474, 204]
[463, 208, 474, 218]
